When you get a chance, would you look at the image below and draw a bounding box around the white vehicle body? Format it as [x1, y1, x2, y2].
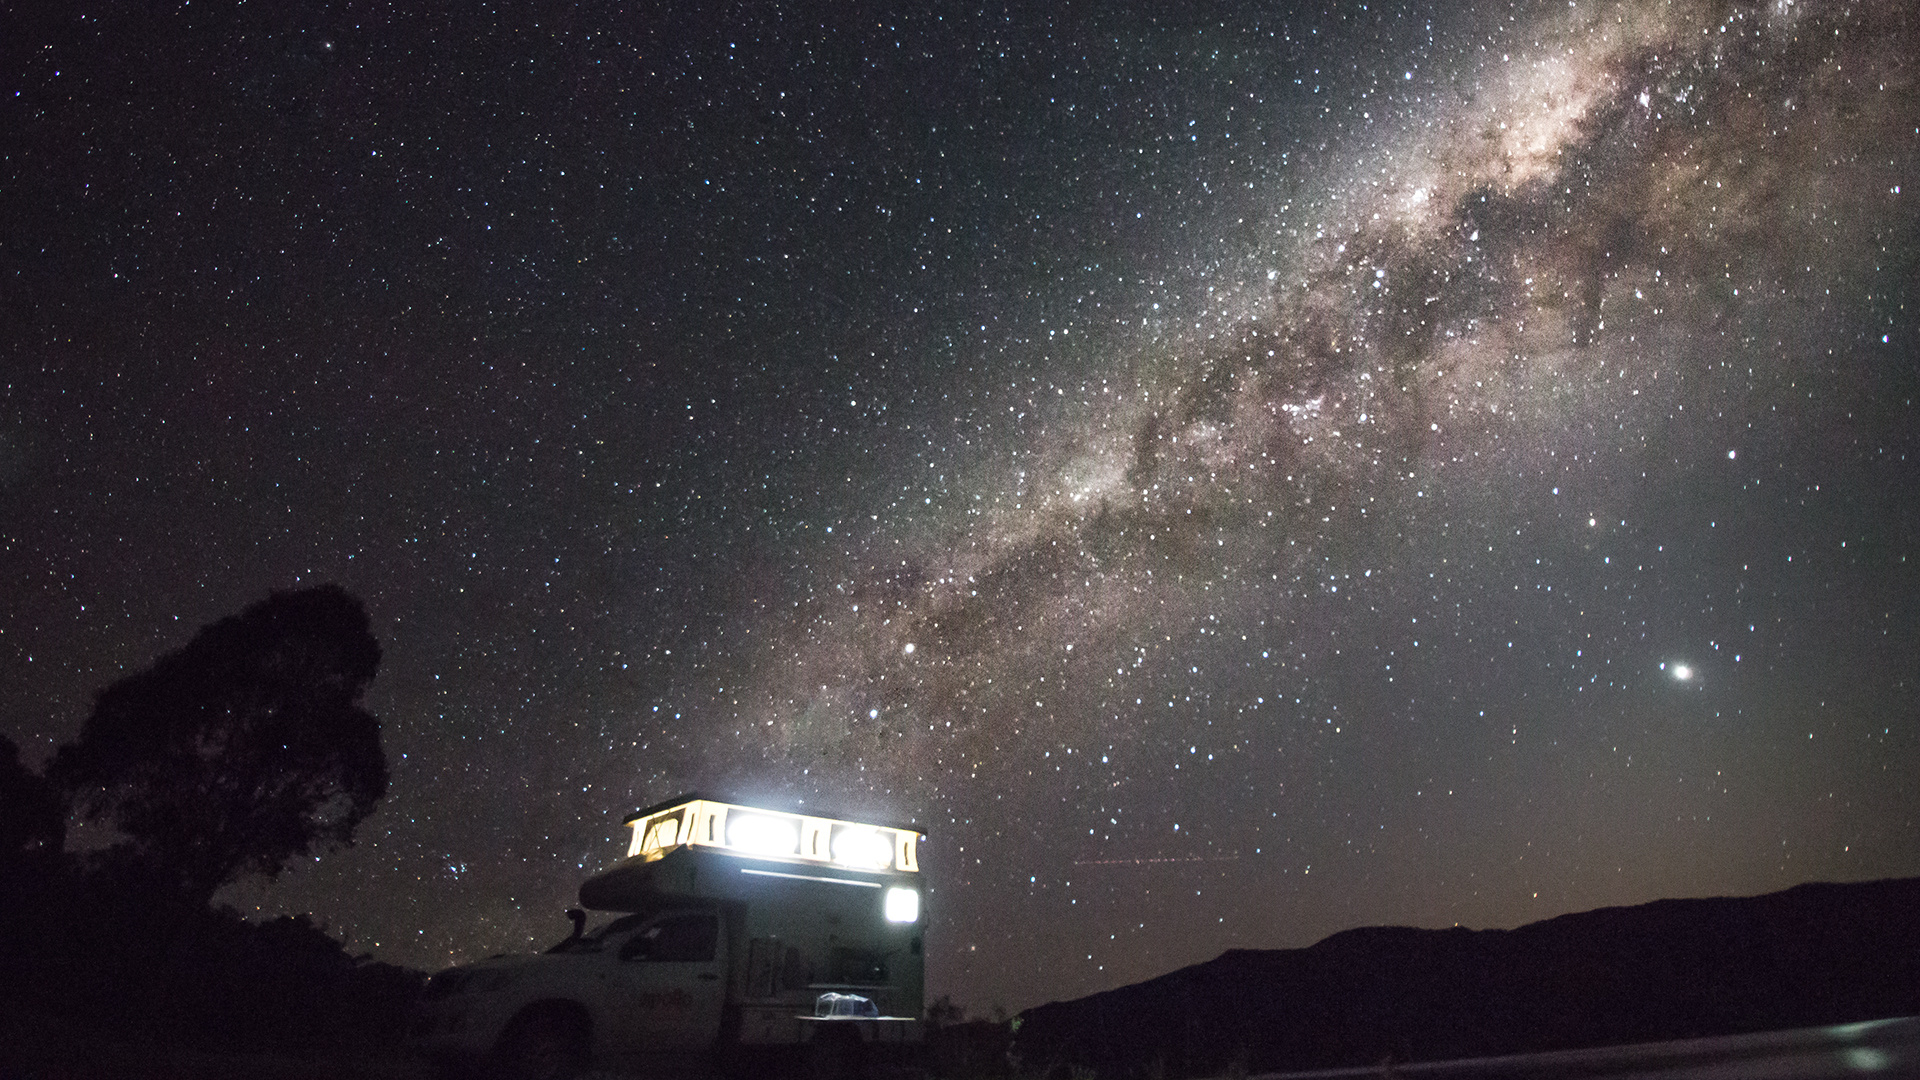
[413, 795, 926, 1077]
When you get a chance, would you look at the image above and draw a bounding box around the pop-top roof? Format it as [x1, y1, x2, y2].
[620, 794, 922, 874]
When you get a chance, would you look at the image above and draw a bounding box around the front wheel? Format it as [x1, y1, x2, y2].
[494, 1008, 589, 1080]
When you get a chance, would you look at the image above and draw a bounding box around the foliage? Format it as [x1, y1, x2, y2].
[1, 885, 427, 1066]
[927, 1017, 1016, 1079]
[48, 584, 388, 905]
[927, 994, 968, 1028]
[0, 733, 64, 866]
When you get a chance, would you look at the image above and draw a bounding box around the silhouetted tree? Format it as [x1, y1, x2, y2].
[1, 733, 67, 957]
[0, 734, 65, 866]
[49, 585, 387, 906]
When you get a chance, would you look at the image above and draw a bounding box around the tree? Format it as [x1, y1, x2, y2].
[0, 733, 65, 867]
[49, 585, 388, 906]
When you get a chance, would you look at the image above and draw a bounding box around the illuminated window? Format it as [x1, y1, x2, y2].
[832, 828, 894, 869]
[728, 814, 799, 856]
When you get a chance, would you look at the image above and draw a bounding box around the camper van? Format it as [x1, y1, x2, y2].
[413, 794, 926, 1078]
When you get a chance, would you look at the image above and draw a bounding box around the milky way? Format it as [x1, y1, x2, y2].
[719, 0, 1912, 788]
[4, 0, 1915, 1016]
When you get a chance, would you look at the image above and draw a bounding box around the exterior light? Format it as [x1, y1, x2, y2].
[884, 887, 920, 924]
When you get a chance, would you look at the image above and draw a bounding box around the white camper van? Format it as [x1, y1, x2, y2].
[413, 794, 927, 1078]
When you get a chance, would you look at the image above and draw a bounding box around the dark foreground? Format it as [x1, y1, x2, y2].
[7, 878, 1917, 1078]
[1254, 1015, 1920, 1079]
[0, 1003, 433, 1080]
[6, 1008, 1918, 1079]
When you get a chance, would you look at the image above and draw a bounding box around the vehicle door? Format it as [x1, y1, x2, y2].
[598, 908, 728, 1063]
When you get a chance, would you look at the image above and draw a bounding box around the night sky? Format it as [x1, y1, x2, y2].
[4, 0, 1917, 1017]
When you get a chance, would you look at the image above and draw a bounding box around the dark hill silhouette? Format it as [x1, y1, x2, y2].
[1012, 877, 1920, 1078]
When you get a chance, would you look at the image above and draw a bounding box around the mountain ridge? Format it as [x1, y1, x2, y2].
[1011, 877, 1920, 1077]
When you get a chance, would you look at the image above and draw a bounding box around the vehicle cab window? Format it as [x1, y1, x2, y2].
[618, 910, 718, 963]
[546, 911, 651, 954]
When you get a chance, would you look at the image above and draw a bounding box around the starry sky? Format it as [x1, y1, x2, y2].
[3, 0, 1917, 1016]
